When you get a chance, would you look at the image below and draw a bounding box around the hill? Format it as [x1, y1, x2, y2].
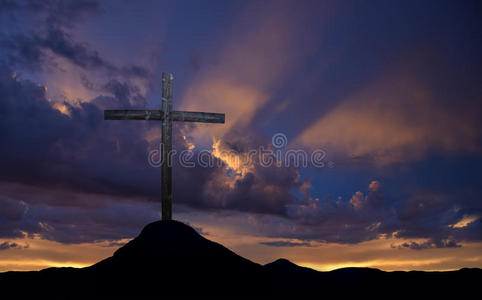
[0, 220, 480, 298]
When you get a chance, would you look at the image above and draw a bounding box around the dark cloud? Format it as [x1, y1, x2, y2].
[27, 0, 102, 28]
[0, 196, 31, 239]
[392, 192, 479, 246]
[0, 188, 160, 244]
[281, 181, 394, 243]
[1, 27, 150, 78]
[0, 0, 21, 10]
[279, 183, 482, 247]
[0, 33, 44, 70]
[0, 241, 28, 251]
[0, 0, 102, 26]
[259, 240, 312, 247]
[196, 129, 303, 215]
[0, 0, 150, 79]
[0, 65, 156, 198]
[0, 66, 304, 242]
[101, 79, 146, 108]
[396, 239, 461, 250]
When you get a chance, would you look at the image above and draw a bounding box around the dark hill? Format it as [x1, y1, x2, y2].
[264, 258, 317, 272]
[90, 220, 260, 275]
[0, 220, 480, 299]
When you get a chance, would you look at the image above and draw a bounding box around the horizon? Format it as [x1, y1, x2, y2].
[1, 0, 481, 272]
[2, 218, 478, 272]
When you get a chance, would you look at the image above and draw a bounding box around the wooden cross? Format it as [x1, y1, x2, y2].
[104, 72, 225, 220]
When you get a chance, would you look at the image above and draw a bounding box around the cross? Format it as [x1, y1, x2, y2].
[104, 72, 225, 220]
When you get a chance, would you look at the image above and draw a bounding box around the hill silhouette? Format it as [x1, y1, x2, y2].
[0, 220, 480, 299]
[90, 220, 260, 274]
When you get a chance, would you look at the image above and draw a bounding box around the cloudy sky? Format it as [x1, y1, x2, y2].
[0, 0, 481, 271]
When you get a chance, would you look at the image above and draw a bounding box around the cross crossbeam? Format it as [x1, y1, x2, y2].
[104, 72, 225, 220]
[104, 110, 225, 123]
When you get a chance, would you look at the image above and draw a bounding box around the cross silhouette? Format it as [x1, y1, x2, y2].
[104, 72, 225, 220]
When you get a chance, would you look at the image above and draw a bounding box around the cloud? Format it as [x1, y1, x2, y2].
[0, 0, 101, 27]
[0, 0, 151, 110]
[0, 183, 161, 244]
[259, 240, 313, 248]
[349, 191, 365, 210]
[397, 239, 461, 250]
[172, 135, 305, 216]
[179, 1, 322, 142]
[28, 0, 102, 28]
[0, 196, 31, 239]
[1, 24, 150, 79]
[284, 180, 394, 244]
[0, 64, 160, 199]
[0, 66, 306, 242]
[392, 190, 482, 249]
[296, 53, 482, 166]
[0, 241, 28, 251]
[449, 214, 480, 229]
[369, 181, 381, 192]
[350, 181, 383, 210]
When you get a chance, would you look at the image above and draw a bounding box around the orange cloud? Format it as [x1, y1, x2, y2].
[449, 214, 480, 229]
[296, 66, 480, 165]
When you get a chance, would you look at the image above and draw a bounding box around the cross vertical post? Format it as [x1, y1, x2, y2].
[104, 71, 225, 221]
[161, 72, 173, 220]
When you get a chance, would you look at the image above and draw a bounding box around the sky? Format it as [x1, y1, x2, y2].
[0, 0, 481, 271]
